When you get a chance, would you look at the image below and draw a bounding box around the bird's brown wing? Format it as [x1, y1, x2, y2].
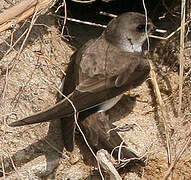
[9, 54, 150, 127]
[9, 37, 150, 127]
[59, 49, 147, 163]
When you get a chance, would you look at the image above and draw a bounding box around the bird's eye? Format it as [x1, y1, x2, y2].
[136, 24, 147, 33]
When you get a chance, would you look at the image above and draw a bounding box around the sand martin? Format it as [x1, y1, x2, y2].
[10, 12, 154, 166]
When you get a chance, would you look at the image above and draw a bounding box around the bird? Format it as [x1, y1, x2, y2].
[9, 12, 155, 166]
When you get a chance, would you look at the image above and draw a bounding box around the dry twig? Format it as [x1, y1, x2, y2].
[162, 136, 191, 180]
[3, 150, 23, 180]
[149, 61, 172, 165]
[0, 0, 56, 33]
[97, 149, 122, 180]
[42, 78, 105, 180]
[143, 0, 172, 166]
[4, 0, 15, 6]
[55, 14, 107, 28]
[178, 0, 186, 116]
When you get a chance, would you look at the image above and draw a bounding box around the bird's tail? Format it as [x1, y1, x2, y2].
[61, 116, 76, 152]
[9, 93, 75, 127]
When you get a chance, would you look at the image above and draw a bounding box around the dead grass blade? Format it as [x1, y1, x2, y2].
[178, 0, 186, 116]
[149, 61, 172, 165]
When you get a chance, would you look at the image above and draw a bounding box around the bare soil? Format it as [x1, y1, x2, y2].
[0, 1, 191, 179]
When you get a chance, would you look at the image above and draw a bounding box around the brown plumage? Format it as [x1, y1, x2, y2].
[9, 12, 154, 166]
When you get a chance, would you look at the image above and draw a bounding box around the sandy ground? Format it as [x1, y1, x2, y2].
[0, 1, 191, 180]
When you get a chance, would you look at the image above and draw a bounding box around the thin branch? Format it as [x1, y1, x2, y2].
[162, 0, 180, 17]
[178, 0, 186, 116]
[99, 11, 117, 18]
[44, 139, 64, 155]
[61, 0, 67, 36]
[149, 61, 172, 165]
[16, 9, 39, 58]
[97, 149, 122, 180]
[142, 0, 150, 50]
[5, 28, 28, 56]
[54, 14, 107, 28]
[143, 0, 172, 165]
[2, 8, 39, 113]
[162, 136, 191, 180]
[4, 0, 15, 6]
[149, 20, 190, 40]
[42, 78, 105, 180]
[3, 150, 24, 180]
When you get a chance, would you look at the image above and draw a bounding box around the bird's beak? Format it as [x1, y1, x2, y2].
[151, 26, 157, 33]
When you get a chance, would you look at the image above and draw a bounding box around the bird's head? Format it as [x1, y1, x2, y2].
[104, 12, 155, 52]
